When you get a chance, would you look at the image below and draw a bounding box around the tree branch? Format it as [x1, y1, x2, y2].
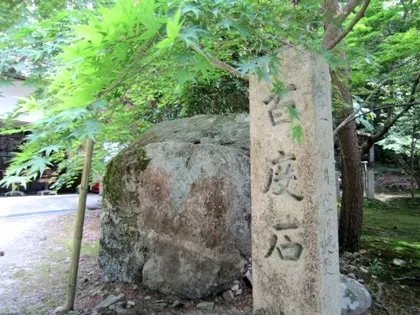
[190, 45, 249, 81]
[409, 73, 420, 103]
[360, 72, 420, 154]
[360, 105, 412, 154]
[360, 66, 420, 106]
[325, 0, 371, 50]
[364, 80, 388, 105]
[340, 0, 365, 21]
[333, 101, 420, 136]
[335, 72, 420, 137]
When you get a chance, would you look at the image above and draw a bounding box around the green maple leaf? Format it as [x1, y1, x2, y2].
[29, 156, 52, 177]
[287, 104, 300, 121]
[291, 125, 303, 144]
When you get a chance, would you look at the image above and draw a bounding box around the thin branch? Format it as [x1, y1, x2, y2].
[364, 79, 389, 105]
[325, 0, 371, 50]
[361, 67, 420, 106]
[359, 72, 420, 153]
[190, 45, 250, 81]
[336, 72, 420, 138]
[408, 72, 420, 103]
[340, 0, 364, 21]
[333, 101, 420, 136]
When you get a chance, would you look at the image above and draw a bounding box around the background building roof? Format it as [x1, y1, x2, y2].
[0, 79, 41, 123]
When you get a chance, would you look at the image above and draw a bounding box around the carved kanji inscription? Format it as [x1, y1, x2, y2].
[262, 94, 295, 127]
[262, 151, 303, 201]
[277, 243, 303, 261]
[323, 168, 330, 184]
[265, 222, 303, 262]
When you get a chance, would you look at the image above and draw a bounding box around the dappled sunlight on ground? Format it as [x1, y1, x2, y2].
[359, 197, 420, 314]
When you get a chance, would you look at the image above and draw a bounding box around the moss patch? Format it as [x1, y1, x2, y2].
[134, 130, 160, 147]
[356, 197, 420, 314]
[362, 197, 420, 279]
[12, 269, 30, 280]
[103, 147, 149, 207]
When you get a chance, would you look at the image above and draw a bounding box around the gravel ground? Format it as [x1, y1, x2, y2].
[0, 212, 252, 315]
[0, 215, 63, 314]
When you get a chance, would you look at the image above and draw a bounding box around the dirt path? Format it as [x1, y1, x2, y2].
[0, 211, 104, 315]
[0, 215, 63, 314]
[0, 212, 252, 315]
[375, 192, 418, 202]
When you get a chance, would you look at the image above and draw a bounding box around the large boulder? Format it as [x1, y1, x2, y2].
[99, 114, 251, 299]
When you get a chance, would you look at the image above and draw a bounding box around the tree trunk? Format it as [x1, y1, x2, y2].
[331, 71, 364, 252]
[322, 0, 365, 253]
[337, 121, 364, 251]
[331, 72, 363, 252]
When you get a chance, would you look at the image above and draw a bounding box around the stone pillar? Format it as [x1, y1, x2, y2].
[362, 161, 368, 198]
[367, 146, 375, 200]
[367, 170, 374, 200]
[250, 47, 340, 315]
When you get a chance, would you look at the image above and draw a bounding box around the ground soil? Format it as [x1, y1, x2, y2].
[375, 171, 418, 192]
[1, 190, 419, 314]
[0, 211, 252, 315]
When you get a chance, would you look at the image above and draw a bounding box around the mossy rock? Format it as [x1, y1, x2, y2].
[100, 114, 251, 299]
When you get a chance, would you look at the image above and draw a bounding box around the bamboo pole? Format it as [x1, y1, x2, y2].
[65, 138, 95, 310]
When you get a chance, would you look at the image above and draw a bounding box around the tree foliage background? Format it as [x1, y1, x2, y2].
[0, 0, 323, 188]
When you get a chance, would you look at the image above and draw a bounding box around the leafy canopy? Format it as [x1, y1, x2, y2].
[345, 0, 419, 141]
[1, 0, 325, 188]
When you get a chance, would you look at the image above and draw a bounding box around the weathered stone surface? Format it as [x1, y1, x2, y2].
[114, 307, 139, 315]
[100, 115, 251, 299]
[234, 288, 242, 296]
[53, 306, 66, 315]
[250, 48, 340, 314]
[222, 290, 235, 301]
[133, 114, 249, 150]
[340, 275, 372, 315]
[152, 300, 169, 309]
[196, 302, 215, 310]
[347, 273, 356, 280]
[95, 294, 125, 310]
